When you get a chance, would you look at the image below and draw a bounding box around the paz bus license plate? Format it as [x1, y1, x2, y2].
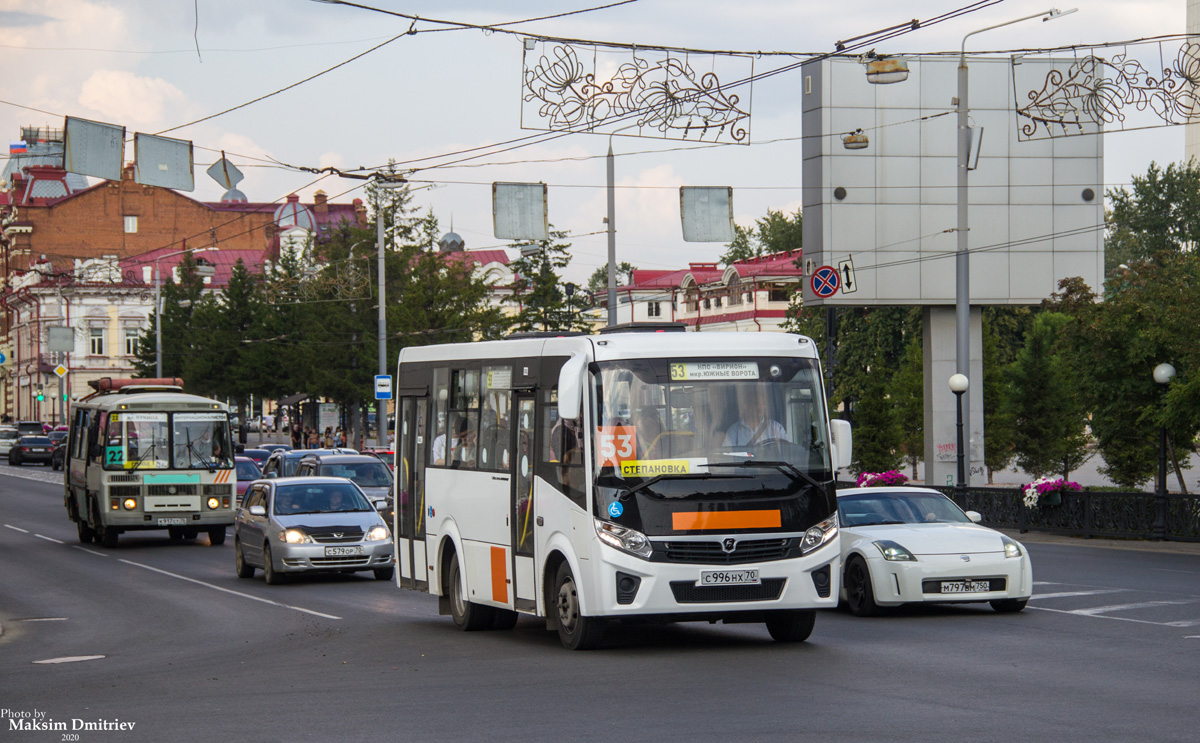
[698, 569, 760, 586]
[325, 546, 364, 557]
[157, 517, 187, 525]
[941, 580, 991, 593]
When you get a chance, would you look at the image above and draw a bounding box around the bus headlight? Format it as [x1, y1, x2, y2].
[122, 498, 138, 511]
[799, 514, 838, 555]
[207, 497, 220, 509]
[365, 525, 390, 542]
[281, 529, 312, 544]
[594, 519, 652, 559]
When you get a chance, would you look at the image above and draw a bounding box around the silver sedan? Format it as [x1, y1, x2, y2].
[234, 477, 394, 584]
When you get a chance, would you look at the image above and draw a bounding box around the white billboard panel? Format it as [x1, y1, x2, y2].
[800, 56, 1104, 307]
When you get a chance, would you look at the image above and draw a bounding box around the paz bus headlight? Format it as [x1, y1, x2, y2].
[122, 498, 138, 511]
[594, 519, 652, 559]
[799, 514, 838, 555]
[206, 497, 220, 509]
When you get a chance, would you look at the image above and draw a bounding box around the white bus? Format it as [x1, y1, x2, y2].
[63, 378, 237, 548]
[392, 326, 851, 649]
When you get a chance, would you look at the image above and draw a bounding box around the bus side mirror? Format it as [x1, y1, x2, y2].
[557, 351, 587, 419]
[829, 420, 852, 471]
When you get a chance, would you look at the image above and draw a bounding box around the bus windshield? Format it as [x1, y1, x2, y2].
[102, 411, 233, 470]
[591, 358, 832, 490]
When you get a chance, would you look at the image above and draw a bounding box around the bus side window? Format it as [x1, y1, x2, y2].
[88, 413, 106, 464]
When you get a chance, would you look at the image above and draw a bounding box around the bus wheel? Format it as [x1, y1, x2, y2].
[168, 527, 184, 540]
[373, 567, 394, 581]
[554, 562, 605, 650]
[99, 524, 119, 549]
[765, 609, 816, 643]
[76, 517, 95, 544]
[447, 552, 493, 631]
[208, 527, 227, 546]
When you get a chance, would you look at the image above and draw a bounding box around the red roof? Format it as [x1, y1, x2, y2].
[122, 247, 269, 288]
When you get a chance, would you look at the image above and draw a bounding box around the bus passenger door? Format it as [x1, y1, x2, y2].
[511, 394, 538, 612]
[396, 396, 429, 590]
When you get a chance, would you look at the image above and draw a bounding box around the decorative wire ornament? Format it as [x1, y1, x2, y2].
[1014, 40, 1200, 140]
[521, 42, 752, 143]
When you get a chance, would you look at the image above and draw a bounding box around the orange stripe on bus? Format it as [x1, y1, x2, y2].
[672, 510, 782, 531]
[490, 546, 508, 604]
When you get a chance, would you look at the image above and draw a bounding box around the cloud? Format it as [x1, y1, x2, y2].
[0, 10, 55, 27]
[77, 69, 189, 130]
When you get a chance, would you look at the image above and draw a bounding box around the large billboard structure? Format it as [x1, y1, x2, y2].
[800, 55, 1104, 487]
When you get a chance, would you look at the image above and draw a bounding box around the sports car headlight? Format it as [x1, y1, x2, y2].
[280, 529, 312, 544]
[874, 539, 917, 561]
[799, 513, 838, 555]
[1001, 535, 1023, 558]
[594, 519, 652, 559]
[365, 525, 390, 542]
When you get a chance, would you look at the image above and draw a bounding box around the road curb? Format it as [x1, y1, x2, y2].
[1001, 528, 1200, 556]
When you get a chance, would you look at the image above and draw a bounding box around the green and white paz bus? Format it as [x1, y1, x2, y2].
[63, 378, 236, 548]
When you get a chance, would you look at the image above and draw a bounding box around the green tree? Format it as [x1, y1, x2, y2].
[981, 317, 1017, 483]
[508, 229, 588, 332]
[134, 251, 211, 382]
[887, 332, 924, 479]
[1003, 312, 1091, 479]
[721, 208, 802, 266]
[587, 261, 637, 294]
[1106, 161, 1200, 275]
[850, 351, 903, 474]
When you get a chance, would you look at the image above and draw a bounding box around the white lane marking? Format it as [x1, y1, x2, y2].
[1027, 606, 1174, 626]
[33, 655, 105, 664]
[1032, 581, 1062, 585]
[35, 534, 64, 544]
[1031, 589, 1127, 600]
[4, 524, 30, 533]
[19, 617, 68, 622]
[117, 559, 341, 620]
[1070, 600, 1196, 616]
[1165, 620, 1200, 627]
[72, 546, 109, 557]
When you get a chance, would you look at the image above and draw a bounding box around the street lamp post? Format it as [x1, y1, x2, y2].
[374, 177, 406, 449]
[155, 246, 217, 378]
[1152, 362, 1176, 540]
[949, 374, 969, 502]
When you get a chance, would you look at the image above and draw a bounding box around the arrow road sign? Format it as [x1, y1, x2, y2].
[810, 265, 841, 298]
[838, 256, 856, 294]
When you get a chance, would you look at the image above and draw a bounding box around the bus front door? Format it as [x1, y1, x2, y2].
[511, 394, 538, 612]
[396, 396, 429, 590]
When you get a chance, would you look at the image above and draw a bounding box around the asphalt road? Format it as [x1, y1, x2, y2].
[1, 463, 1197, 743]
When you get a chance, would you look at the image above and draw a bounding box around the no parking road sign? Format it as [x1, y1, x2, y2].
[810, 265, 841, 298]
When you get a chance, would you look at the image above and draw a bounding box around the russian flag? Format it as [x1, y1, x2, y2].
[9, 140, 27, 154]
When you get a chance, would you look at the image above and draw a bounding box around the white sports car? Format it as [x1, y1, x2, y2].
[837, 486, 1033, 616]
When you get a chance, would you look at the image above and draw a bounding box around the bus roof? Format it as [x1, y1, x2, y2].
[397, 330, 819, 365]
[74, 391, 230, 412]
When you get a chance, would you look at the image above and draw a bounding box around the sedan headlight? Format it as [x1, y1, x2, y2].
[365, 525, 390, 542]
[594, 519, 652, 559]
[280, 529, 312, 544]
[874, 539, 917, 561]
[799, 513, 838, 555]
[1001, 535, 1023, 558]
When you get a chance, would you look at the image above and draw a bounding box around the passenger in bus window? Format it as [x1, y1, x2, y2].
[451, 419, 477, 469]
[724, 385, 790, 447]
[432, 416, 460, 466]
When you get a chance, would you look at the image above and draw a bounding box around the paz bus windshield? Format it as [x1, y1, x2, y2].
[103, 411, 233, 470]
[591, 358, 832, 489]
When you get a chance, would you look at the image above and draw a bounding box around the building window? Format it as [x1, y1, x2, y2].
[124, 328, 140, 357]
[90, 327, 105, 356]
[728, 278, 743, 306]
[714, 296, 722, 308]
[124, 216, 137, 233]
[768, 284, 791, 302]
[703, 298, 711, 310]
[647, 301, 661, 318]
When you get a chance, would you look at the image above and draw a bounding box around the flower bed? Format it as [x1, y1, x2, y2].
[856, 470, 909, 488]
[1022, 476, 1082, 508]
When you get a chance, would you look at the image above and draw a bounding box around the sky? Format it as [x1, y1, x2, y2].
[0, 0, 1188, 284]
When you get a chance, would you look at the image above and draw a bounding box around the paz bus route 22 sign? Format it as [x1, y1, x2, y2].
[810, 266, 840, 298]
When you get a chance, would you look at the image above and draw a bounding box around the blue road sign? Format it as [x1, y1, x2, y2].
[811, 265, 841, 298]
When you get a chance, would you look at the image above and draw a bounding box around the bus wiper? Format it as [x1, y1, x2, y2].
[625, 472, 719, 498]
[704, 460, 825, 491]
[130, 443, 157, 470]
[185, 432, 214, 469]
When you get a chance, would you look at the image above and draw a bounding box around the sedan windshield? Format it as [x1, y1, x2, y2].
[838, 491, 971, 526]
[273, 483, 372, 515]
[591, 357, 832, 492]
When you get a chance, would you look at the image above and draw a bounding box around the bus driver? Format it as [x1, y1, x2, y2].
[724, 385, 790, 448]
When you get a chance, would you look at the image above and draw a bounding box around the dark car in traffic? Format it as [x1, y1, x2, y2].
[9, 435, 54, 466]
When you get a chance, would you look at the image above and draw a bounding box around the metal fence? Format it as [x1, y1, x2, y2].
[836, 483, 1200, 543]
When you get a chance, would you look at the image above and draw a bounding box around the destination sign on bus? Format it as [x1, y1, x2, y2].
[619, 459, 693, 477]
[669, 361, 759, 381]
[174, 412, 227, 421]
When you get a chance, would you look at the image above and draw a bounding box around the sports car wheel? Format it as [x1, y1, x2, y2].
[845, 555, 880, 617]
[990, 598, 1028, 613]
